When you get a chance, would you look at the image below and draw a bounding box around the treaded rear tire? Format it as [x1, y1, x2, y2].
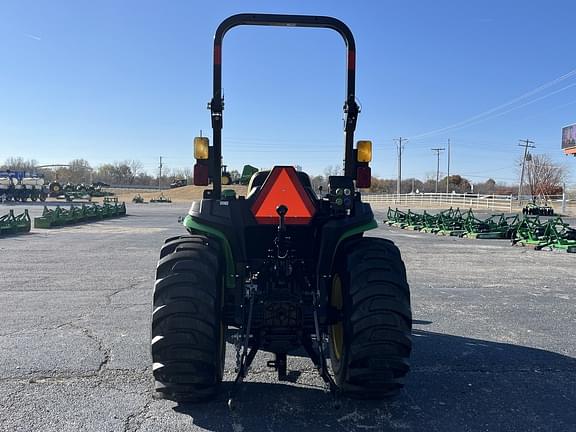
[329, 237, 412, 399]
[152, 235, 225, 402]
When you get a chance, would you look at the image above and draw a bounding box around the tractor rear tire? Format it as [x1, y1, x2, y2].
[151, 235, 226, 402]
[159, 235, 221, 259]
[329, 237, 412, 399]
[221, 174, 232, 186]
[49, 182, 61, 195]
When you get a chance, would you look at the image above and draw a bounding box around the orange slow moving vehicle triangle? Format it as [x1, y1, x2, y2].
[251, 166, 316, 224]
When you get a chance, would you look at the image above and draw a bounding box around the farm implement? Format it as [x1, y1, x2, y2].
[0, 210, 31, 236]
[34, 202, 126, 228]
[513, 216, 576, 252]
[385, 207, 575, 252]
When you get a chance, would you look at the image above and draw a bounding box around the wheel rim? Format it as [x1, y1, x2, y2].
[330, 274, 344, 361]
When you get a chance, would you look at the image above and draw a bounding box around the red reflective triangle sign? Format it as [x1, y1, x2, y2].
[251, 166, 316, 225]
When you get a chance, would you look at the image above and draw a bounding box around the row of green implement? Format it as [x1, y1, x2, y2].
[1, 202, 128, 236]
[34, 202, 127, 228]
[385, 207, 576, 252]
[0, 210, 31, 236]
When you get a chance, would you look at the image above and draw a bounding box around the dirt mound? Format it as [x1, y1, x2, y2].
[108, 185, 248, 203]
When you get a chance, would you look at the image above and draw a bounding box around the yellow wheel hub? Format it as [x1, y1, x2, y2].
[330, 274, 344, 360]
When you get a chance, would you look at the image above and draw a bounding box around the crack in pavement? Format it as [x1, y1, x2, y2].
[0, 368, 150, 384]
[65, 322, 111, 376]
[123, 399, 153, 432]
[0, 318, 84, 337]
[0, 300, 146, 338]
[105, 277, 149, 306]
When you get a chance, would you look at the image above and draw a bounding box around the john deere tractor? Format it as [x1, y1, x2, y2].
[151, 13, 412, 405]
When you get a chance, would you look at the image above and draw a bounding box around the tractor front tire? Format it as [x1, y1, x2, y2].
[151, 235, 225, 402]
[329, 237, 412, 399]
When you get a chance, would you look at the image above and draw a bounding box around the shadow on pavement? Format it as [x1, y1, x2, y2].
[413, 319, 433, 325]
[174, 330, 576, 432]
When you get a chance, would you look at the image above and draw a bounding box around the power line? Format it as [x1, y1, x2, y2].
[408, 66, 576, 140]
[440, 81, 576, 134]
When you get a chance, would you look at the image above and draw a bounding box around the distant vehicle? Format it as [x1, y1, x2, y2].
[47, 182, 113, 198]
[239, 164, 259, 185]
[221, 165, 232, 186]
[93, 181, 110, 188]
[169, 179, 187, 188]
[523, 202, 554, 216]
[0, 175, 47, 202]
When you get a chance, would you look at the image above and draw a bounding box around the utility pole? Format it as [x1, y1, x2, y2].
[517, 139, 535, 200]
[431, 148, 445, 193]
[446, 139, 451, 194]
[158, 156, 163, 191]
[394, 137, 407, 195]
[562, 182, 567, 214]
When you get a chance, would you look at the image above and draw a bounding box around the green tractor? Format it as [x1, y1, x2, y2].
[221, 164, 233, 186]
[151, 13, 412, 406]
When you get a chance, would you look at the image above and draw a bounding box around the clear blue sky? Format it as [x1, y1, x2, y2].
[1, 0, 575, 185]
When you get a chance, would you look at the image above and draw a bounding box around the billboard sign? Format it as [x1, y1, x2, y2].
[562, 124, 576, 154]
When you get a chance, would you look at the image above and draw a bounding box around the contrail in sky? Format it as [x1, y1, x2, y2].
[24, 33, 42, 41]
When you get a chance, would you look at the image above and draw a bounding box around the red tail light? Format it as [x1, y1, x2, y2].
[193, 163, 209, 186]
[356, 166, 371, 188]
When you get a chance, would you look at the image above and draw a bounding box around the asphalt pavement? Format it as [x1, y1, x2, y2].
[0, 202, 575, 431]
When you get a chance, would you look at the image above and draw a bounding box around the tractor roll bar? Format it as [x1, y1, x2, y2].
[210, 13, 360, 199]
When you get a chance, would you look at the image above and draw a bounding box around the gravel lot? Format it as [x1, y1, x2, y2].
[0, 202, 575, 432]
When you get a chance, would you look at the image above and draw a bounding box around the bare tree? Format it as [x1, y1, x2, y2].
[172, 167, 192, 181]
[475, 178, 497, 194]
[2, 157, 38, 172]
[324, 165, 343, 178]
[440, 175, 472, 194]
[68, 159, 92, 183]
[127, 160, 143, 178]
[524, 153, 568, 198]
[96, 164, 115, 184]
[113, 162, 135, 185]
[229, 169, 240, 182]
[370, 178, 396, 193]
[310, 175, 327, 192]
